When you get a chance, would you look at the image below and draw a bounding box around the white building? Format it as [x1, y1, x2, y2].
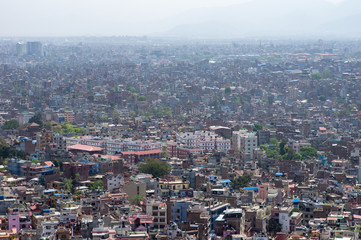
[42, 220, 58, 237]
[279, 211, 290, 233]
[232, 130, 258, 159]
[146, 200, 167, 229]
[175, 131, 231, 152]
[103, 174, 123, 192]
[64, 137, 162, 155]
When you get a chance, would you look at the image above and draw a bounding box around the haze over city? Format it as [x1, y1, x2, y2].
[1, 0, 360, 38]
[2, 0, 361, 239]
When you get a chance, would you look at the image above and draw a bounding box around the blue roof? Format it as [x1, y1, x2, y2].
[293, 198, 300, 203]
[217, 179, 231, 183]
[41, 169, 54, 173]
[43, 189, 57, 194]
[244, 187, 259, 190]
[276, 173, 283, 176]
[42, 209, 50, 212]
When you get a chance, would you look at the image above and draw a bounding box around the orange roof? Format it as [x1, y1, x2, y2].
[44, 161, 54, 167]
[67, 144, 103, 152]
[135, 149, 162, 156]
[121, 151, 136, 155]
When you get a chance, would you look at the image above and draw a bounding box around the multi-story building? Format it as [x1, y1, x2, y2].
[64, 137, 162, 155]
[42, 220, 59, 238]
[214, 208, 245, 236]
[232, 130, 258, 160]
[64, 110, 75, 123]
[146, 200, 167, 229]
[26, 41, 43, 56]
[167, 131, 230, 159]
[63, 162, 90, 181]
[122, 179, 146, 198]
[7, 158, 29, 176]
[36, 129, 54, 152]
[171, 200, 192, 226]
[155, 181, 190, 198]
[256, 130, 270, 145]
[8, 205, 32, 233]
[103, 174, 123, 192]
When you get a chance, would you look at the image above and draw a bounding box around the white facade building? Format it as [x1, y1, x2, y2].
[279, 211, 290, 233]
[175, 131, 231, 152]
[64, 137, 162, 155]
[232, 130, 258, 159]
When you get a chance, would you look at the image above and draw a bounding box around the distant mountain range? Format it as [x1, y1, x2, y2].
[154, 0, 361, 39]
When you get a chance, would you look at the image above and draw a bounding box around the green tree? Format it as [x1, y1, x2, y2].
[90, 180, 104, 191]
[311, 73, 322, 80]
[269, 138, 279, 146]
[138, 159, 171, 178]
[29, 113, 43, 126]
[129, 194, 145, 206]
[2, 120, 19, 130]
[74, 128, 87, 135]
[129, 111, 136, 118]
[31, 158, 40, 164]
[322, 70, 333, 79]
[266, 148, 281, 159]
[61, 178, 74, 193]
[253, 124, 263, 132]
[300, 146, 318, 159]
[267, 218, 282, 236]
[127, 87, 137, 93]
[43, 121, 52, 130]
[231, 175, 252, 190]
[137, 95, 146, 101]
[279, 139, 287, 155]
[319, 95, 326, 101]
[259, 145, 268, 151]
[178, 114, 185, 120]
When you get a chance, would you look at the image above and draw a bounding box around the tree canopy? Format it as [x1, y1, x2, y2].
[267, 218, 282, 236]
[138, 159, 171, 178]
[253, 124, 263, 132]
[53, 122, 87, 135]
[0, 137, 25, 162]
[137, 95, 146, 101]
[231, 175, 252, 190]
[29, 113, 43, 126]
[300, 146, 318, 159]
[265, 139, 318, 161]
[90, 180, 104, 191]
[311, 72, 322, 80]
[2, 120, 19, 130]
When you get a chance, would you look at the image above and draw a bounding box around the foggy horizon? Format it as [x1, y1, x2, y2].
[1, 0, 360, 39]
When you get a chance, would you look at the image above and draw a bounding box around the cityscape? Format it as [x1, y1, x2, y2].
[1, 1, 361, 240]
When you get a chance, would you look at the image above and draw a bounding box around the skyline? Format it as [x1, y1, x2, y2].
[0, 0, 353, 38]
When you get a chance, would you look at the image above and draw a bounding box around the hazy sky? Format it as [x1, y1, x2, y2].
[0, 0, 346, 37]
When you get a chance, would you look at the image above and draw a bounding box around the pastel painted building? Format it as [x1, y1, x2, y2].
[8, 204, 32, 233]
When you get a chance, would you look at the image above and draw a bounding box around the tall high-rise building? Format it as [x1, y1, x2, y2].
[16, 42, 24, 56]
[26, 41, 43, 56]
